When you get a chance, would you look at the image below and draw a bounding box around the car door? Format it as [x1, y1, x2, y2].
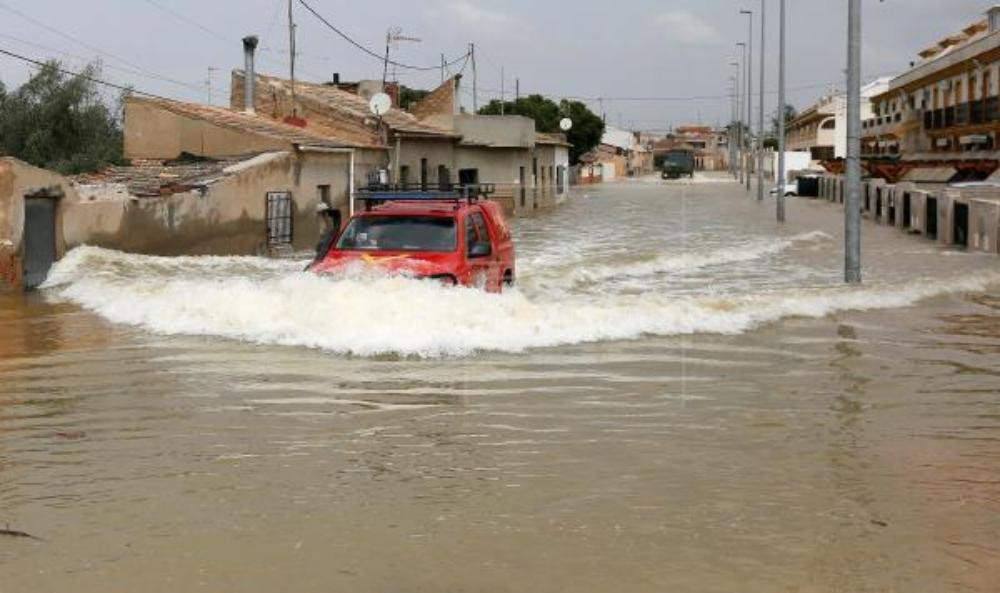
[464, 212, 494, 290]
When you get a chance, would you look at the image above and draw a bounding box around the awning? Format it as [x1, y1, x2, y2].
[900, 166, 957, 183]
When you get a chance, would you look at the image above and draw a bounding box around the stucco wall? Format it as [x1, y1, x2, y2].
[63, 151, 367, 256]
[0, 158, 77, 290]
[124, 100, 291, 160]
[395, 138, 456, 186]
[454, 115, 536, 148]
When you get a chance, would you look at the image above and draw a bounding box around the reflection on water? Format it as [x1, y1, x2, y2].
[0, 177, 999, 592]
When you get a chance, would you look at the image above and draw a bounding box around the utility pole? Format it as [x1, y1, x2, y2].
[288, 0, 297, 116]
[741, 9, 753, 193]
[206, 66, 217, 105]
[731, 60, 740, 179]
[757, 0, 765, 201]
[441, 53, 445, 83]
[501, 66, 505, 115]
[515, 78, 520, 101]
[777, 0, 787, 222]
[737, 42, 746, 184]
[470, 43, 478, 112]
[845, 0, 862, 283]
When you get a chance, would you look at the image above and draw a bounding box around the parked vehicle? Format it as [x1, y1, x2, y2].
[769, 183, 798, 197]
[660, 149, 695, 179]
[309, 186, 515, 292]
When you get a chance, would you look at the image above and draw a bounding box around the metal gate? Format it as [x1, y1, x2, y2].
[266, 191, 293, 246]
[22, 197, 57, 290]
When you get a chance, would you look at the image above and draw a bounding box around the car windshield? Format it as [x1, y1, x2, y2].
[335, 216, 457, 252]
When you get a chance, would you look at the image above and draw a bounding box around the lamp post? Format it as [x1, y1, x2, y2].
[730, 61, 740, 178]
[845, 0, 862, 283]
[756, 0, 765, 202]
[777, 0, 786, 222]
[736, 42, 747, 184]
[740, 9, 753, 193]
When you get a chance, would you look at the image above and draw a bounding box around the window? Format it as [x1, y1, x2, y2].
[399, 165, 410, 188]
[458, 168, 479, 185]
[420, 158, 428, 191]
[266, 191, 293, 246]
[438, 165, 450, 189]
[336, 216, 456, 252]
[821, 119, 836, 130]
[465, 212, 491, 258]
[317, 184, 331, 206]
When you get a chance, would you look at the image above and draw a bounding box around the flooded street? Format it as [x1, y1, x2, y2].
[2, 176, 1000, 592]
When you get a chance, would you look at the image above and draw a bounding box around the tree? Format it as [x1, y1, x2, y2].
[0, 61, 124, 174]
[398, 85, 429, 111]
[478, 94, 604, 164]
[771, 104, 797, 137]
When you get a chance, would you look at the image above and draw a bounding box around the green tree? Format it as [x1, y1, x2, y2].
[0, 61, 124, 174]
[771, 104, 797, 137]
[399, 85, 429, 111]
[478, 94, 604, 163]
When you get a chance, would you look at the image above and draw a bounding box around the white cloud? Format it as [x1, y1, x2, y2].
[425, 0, 515, 31]
[654, 9, 722, 46]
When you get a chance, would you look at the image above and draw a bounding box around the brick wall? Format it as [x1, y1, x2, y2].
[410, 78, 457, 121]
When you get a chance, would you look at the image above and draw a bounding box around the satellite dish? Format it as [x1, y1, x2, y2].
[559, 118, 573, 131]
[369, 93, 392, 117]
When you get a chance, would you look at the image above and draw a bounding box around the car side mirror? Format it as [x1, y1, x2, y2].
[469, 243, 491, 258]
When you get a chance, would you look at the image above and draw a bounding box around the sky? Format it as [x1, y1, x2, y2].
[0, 0, 992, 132]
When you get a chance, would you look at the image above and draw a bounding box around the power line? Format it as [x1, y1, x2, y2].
[0, 46, 167, 99]
[0, 0, 206, 94]
[295, 0, 468, 72]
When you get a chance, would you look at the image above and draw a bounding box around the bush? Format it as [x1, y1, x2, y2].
[0, 61, 124, 174]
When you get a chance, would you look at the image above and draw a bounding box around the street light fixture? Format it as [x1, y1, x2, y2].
[740, 9, 753, 193]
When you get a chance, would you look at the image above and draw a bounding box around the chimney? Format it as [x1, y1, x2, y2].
[332, 72, 340, 85]
[990, 5, 1000, 34]
[242, 35, 259, 114]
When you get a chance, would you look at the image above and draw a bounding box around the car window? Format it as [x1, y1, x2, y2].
[336, 216, 457, 252]
[465, 212, 492, 258]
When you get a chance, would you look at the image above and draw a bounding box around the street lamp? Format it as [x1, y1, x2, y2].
[845, 0, 862, 283]
[777, 0, 787, 222]
[740, 9, 753, 193]
[756, 0, 766, 202]
[730, 61, 740, 178]
[736, 41, 747, 185]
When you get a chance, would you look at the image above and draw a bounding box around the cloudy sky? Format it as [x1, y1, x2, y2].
[0, 0, 992, 131]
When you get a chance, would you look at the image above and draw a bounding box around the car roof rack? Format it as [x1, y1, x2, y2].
[355, 183, 496, 210]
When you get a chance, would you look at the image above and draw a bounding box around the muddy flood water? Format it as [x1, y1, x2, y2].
[2, 176, 999, 592]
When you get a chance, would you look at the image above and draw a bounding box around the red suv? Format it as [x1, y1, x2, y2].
[309, 193, 515, 292]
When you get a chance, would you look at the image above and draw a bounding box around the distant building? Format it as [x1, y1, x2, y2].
[787, 78, 890, 165]
[653, 126, 729, 171]
[864, 6, 1000, 182]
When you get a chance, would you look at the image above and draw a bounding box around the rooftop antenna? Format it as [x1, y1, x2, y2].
[383, 27, 421, 88]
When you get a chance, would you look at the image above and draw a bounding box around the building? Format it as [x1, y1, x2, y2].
[864, 6, 1000, 182]
[232, 41, 569, 214]
[652, 126, 729, 171]
[786, 78, 891, 167]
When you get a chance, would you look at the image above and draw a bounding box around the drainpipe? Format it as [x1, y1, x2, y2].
[242, 35, 259, 114]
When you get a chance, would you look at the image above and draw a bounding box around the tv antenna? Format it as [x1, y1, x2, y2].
[383, 27, 422, 86]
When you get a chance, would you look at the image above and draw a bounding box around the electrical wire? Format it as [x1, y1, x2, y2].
[0, 46, 168, 99]
[0, 0, 208, 94]
[295, 0, 468, 72]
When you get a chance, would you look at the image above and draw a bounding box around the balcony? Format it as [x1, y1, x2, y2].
[923, 99, 1000, 130]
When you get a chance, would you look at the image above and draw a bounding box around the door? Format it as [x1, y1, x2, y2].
[22, 197, 57, 290]
[464, 212, 495, 290]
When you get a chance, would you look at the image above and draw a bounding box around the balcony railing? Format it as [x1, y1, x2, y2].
[923, 99, 1000, 130]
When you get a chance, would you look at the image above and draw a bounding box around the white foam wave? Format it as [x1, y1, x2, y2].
[41, 246, 1000, 358]
[530, 231, 833, 288]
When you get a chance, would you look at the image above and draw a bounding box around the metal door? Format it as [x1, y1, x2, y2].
[22, 197, 57, 290]
[266, 191, 293, 246]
